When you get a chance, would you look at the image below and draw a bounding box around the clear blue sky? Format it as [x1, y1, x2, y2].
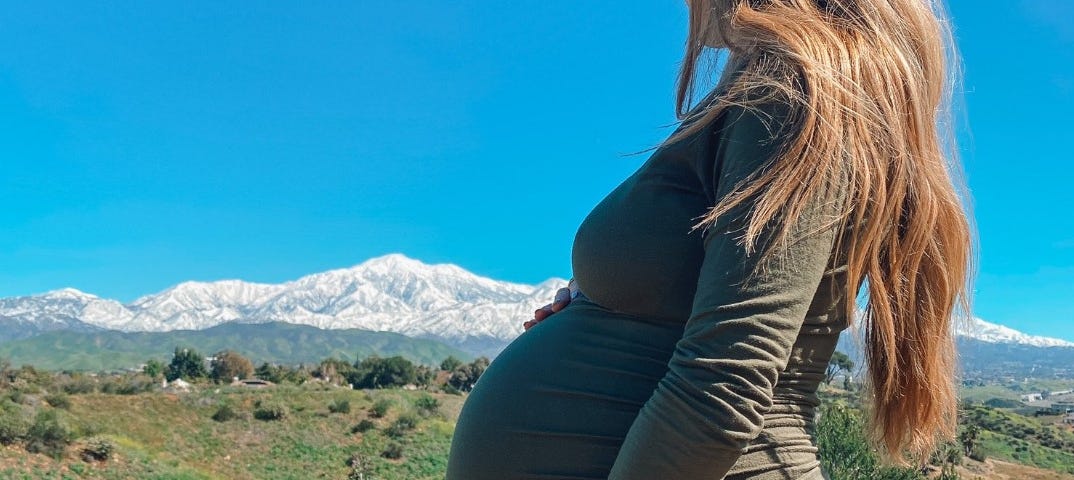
[2, 2, 1071, 340]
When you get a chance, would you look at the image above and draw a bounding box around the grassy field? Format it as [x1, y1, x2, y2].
[0, 385, 465, 479]
[3, 381, 1074, 479]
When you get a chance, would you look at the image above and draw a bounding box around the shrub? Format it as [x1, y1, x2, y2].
[369, 399, 391, 418]
[253, 401, 288, 421]
[350, 419, 376, 434]
[0, 407, 28, 445]
[816, 403, 924, 480]
[25, 410, 73, 459]
[414, 394, 440, 417]
[6, 390, 25, 405]
[441, 383, 461, 395]
[45, 393, 71, 410]
[212, 404, 241, 422]
[380, 441, 404, 459]
[328, 399, 351, 414]
[59, 377, 96, 395]
[99, 374, 157, 395]
[80, 436, 114, 462]
[386, 412, 419, 438]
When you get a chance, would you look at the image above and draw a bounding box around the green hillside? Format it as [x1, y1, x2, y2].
[0, 322, 472, 371]
[0, 385, 463, 480]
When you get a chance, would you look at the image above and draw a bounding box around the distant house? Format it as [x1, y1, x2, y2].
[231, 378, 274, 388]
[1022, 393, 1044, 402]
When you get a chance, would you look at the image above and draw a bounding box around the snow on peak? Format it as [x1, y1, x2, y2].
[958, 316, 1074, 348]
[6, 253, 1070, 355]
[42, 288, 97, 300]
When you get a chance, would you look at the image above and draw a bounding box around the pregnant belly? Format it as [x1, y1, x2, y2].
[446, 297, 683, 480]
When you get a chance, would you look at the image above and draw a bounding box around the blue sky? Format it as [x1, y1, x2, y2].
[1, 1, 1071, 340]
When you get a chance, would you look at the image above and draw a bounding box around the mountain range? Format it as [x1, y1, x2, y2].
[1, 253, 1070, 370]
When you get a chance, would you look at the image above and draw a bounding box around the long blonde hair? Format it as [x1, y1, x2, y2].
[672, 0, 976, 463]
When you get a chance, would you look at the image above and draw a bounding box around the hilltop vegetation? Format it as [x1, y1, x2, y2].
[1, 349, 1073, 479]
[0, 322, 471, 371]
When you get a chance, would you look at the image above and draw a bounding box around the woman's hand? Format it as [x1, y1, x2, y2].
[523, 286, 573, 331]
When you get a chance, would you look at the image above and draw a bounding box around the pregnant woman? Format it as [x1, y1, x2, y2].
[447, 0, 973, 478]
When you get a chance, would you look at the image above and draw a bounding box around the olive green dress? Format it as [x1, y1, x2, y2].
[446, 89, 851, 479]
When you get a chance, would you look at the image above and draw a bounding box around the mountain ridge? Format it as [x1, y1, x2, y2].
[1, 253, 1070, 357]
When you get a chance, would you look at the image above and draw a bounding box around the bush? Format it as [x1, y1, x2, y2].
[25, 410, 73, 459]
[369, 399, 391, 418]
[100, 374, 157, 395]
[45, 392, 72, 410]
[441, 383, 461, 395]
[6, 390, 25, 405]
[414, 394, 440, 417]
[386, 412, 419, 438]
[0, 408, 28, 445]
[816, 403, 924, 480]
[59, 377, 96, 395]
[350, 419, 376, 434]
[380, 441, 404, 459]
[212, 404, 240, 422]
[80, 436, 114, 462]
[328, 399, 351, 414]
[253, 401, 288, 421]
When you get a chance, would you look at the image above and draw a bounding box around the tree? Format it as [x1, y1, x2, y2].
[165, 347, 208, 381]
[255, 362, 282, 383]
[415, 364, 436, 388]
[825, 351, 855, 385]
[315, 358, 355, 385]
[143, 359, 165, 379]
[448, 356, 491, 392]
[349, 355, 418, 389]
[210, 350, 254, 383]
[440, 356, 463, 372]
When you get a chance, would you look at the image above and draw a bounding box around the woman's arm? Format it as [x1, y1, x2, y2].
[607, 100, 846, 479]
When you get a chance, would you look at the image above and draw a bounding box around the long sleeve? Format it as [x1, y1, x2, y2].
[606, 101, 846, 479]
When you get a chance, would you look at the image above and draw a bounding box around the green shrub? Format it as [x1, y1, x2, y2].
[253, 400, 288, 421]
[25, 410, 73, 459]
[414, 394, 440, 417]
[212, 404, 241, 422]
[59, 377, 96, 395]
[80, 436, 114, 462]
[441, 383, 461, 395]
[386, 412, 419, 438]
[6, 390, 25, 405]
[350, 419, 376, 434]
[0, 408, 28, 445]
[328, 399, 351, 414]
[45, 392, 71, 410]
[817, 403, 924, 480]
[380, 441, 404, 459]
[100, 374, 156, 395]
[369, 399, 391, 418]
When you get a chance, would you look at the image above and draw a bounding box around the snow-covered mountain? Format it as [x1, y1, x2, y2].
[2, 253, 1070, 357]
[0, 254, 567, 357]
[957, 317, 1074, 348]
